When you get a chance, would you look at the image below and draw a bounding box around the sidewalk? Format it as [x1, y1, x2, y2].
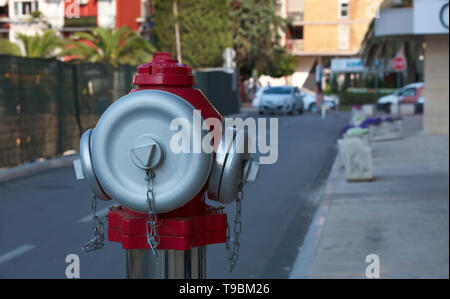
[0, 153, 78, 184]
[291, 115, 449, 279]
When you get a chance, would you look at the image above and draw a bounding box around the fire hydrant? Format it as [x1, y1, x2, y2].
[73, 52, 259, 278]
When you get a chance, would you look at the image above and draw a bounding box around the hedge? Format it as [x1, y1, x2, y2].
[327, 91, 388, 107]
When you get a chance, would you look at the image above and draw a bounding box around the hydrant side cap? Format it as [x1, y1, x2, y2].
[78, 129, 111, 201]
[133, 52, 195, 87]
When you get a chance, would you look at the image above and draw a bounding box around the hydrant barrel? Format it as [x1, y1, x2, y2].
[126, 247, 207, 279]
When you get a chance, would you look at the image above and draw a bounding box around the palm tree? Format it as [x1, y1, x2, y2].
[63, 26, 155, 68]
[0, 39, 22, 56]
[0, 30, 63, 58]
[63, 26, 155, 100]
[361, 19, 424, 84]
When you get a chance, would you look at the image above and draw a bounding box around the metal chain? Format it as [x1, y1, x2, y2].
[225, 186, 243, 272]
[82, 193, 107, 252]
[145, 170, 160, 256]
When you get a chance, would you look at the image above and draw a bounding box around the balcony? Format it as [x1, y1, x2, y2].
[64, 16, 97, 29]
[375, 0, 448, 37]
[287, 12, 304, 25]
[375, 7, 414, 36]
[286, 39, 304, 56]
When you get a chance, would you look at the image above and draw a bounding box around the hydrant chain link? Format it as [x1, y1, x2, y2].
[226, 188, 243, 272]
[82, 193, 107, 252]
[145, 170, 160, 256]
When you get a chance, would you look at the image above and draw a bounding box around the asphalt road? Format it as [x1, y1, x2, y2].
[0, 110, 349, 278]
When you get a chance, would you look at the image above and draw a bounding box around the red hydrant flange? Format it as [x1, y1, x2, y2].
[133, 52, 195, 87]
[108, 206, 227, 250]
[107, 52, 225, 251]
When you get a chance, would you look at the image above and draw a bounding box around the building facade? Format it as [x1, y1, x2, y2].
[261, 0, 378, 89]
[0, 0, 152, 43]
[375, 0, 449, 135]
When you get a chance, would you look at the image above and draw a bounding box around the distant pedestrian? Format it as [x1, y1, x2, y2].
[316, 82, 324, 114]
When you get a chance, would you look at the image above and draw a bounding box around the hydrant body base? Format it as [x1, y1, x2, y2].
[108, 205, 227, 251]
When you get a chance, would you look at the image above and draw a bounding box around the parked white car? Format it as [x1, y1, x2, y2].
[300, 89, 317, 111]
[259, 86, 304, 115]
[252, 87, 266, 108]
[300, 89, 339, 112]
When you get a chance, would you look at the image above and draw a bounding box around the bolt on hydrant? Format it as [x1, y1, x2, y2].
[73, 52, 260, 278]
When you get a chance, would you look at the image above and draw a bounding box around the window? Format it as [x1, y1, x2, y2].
[399, 88, 416, 97]
[13, 1, 38, 17]
[337, 24, 350, 50]
[339, 0, 349, 19]
[288, 25, 304, 40]
[22, 1, 32, 15]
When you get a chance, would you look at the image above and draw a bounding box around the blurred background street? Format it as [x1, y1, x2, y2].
[0, 0, 448, 279]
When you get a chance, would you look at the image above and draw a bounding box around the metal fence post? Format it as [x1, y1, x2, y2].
[56, 61, 64, 155]
[71, 63, 83, 139]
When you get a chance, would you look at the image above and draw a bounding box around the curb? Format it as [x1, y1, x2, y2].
[0, 154, 79, 184]
[289, 156, 338, 278]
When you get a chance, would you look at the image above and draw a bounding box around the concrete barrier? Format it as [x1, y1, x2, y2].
[344, 141, 374, 182]
[337, 137, 374, 181]
[362, 104, 377, 117]
[338, 136, 371, 169]
[369, 120, 403, 142]
[390, 104, 399, 115]
[399, 103, 416, 115]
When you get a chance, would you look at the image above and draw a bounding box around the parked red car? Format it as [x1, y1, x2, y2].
[377, 82, 425, 113]
[399, 83, 424, 104]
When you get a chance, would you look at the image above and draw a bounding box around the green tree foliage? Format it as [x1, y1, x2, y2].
[152, 0, 232, 68]
[230, 0, 295, 79]
[0, 30, 63, 58]
[63, 26, 155, 67]
[152, 0, 295, 79]
[0, 39, 22, 56]
[266, 47, 297, 78]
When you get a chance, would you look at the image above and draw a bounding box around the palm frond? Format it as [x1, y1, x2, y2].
[64, 26, 155, 67]
[0, 39, 23, 56]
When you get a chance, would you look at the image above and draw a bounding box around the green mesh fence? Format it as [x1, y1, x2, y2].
[0, 55, 136, 168]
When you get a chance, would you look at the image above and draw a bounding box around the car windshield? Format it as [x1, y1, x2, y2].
[397, 88, 414, 97]
[263, 87, 292, 95]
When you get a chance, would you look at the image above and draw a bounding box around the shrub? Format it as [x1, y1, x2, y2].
[327, 91, 387, 107]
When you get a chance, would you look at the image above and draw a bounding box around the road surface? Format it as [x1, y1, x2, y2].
[0, 111, 349, 278]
